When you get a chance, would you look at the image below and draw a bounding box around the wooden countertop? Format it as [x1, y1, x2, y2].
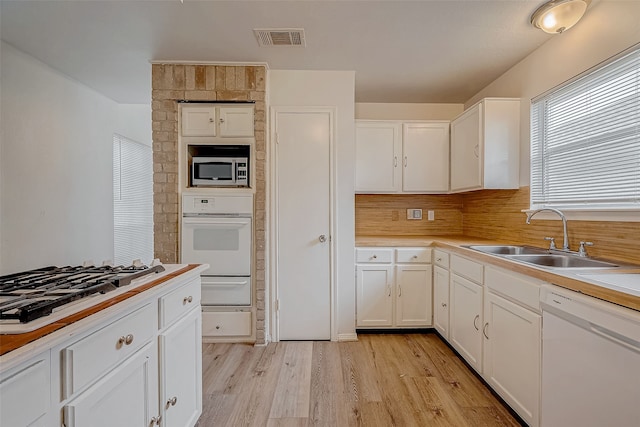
[356, 235, 640, 312]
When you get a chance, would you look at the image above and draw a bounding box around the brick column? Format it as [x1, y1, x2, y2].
[151, 64, 267, 344]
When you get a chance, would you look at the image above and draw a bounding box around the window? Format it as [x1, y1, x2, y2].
[530, 45, 639, 212]
[113, 134, 153, 266]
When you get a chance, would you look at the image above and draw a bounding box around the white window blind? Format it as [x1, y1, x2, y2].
[531, 46, 640, 210]
[113, 134, 153, 266]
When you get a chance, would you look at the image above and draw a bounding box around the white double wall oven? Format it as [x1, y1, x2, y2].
[181, 194, 253, 307]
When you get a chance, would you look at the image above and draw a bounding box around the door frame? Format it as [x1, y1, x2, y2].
[268, 106, 338, 342]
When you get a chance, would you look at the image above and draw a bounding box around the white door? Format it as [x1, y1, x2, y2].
[355, 121, 402, 193]
[356, 265, 393, 327]
[433, 265, 450, 338]
[450, 103, 482, 192]
[219, 106, 254, 137]
[402, 123, 450, 192]
[181, 105, 216, 137]
[274, 109, 332, 340]
[449, 273, 483, 371]
[395, 265, 432, 326]
[483, 292, 540, 427]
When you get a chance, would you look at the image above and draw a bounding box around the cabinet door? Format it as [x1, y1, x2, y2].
[395, 265, 433, 326]
[160, 308, 202, 427]
[450, 103, 482, 192]
[402, 123, 449, 192]
[0, 354, 50, 427]
[64, 341, 159, 427]
[355, 122, 402, 193]
[181, 105, 217, 136]
[483, 292, 541, 427]
[219, 106, 254, 137]
[356, 265, 394, 327]
[433, 265, 450, 338]
[449, 273, 483, 371]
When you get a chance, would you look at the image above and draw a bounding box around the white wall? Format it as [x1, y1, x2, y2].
[465, 1, 640, 186]
[268, 70, 356, 340]
[0, 42, 152, 274]
[116, 104, 152, 146]
[355, 102, 463, 120]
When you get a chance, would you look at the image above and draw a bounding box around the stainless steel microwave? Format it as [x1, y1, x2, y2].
[191, 157, 248, 187]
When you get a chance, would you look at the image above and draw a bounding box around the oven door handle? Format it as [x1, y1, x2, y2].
[182, 218, 251, 226]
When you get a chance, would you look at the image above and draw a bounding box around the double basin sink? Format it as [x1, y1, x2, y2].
[465, 245, 619, 269]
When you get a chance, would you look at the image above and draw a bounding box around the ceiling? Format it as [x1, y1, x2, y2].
[0, 0, 555, 105]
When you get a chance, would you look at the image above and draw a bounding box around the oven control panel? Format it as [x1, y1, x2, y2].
[182, 194, 253, 215]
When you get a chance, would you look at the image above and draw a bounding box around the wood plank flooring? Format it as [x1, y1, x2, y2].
[196, 333, 523, 427]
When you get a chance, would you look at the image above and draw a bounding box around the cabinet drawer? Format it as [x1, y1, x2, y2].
[485, 267, 542, 312]
[450, 254, 483, 284]
[202, 311, 252, 336]
[434, 250, 450, 269]
[62, 303, 157, 399]
[159, 278, 202, 329]
[396, 248, 432, 263]
[356, 248, 393, 263]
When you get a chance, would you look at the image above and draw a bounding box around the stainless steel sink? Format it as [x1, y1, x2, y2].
[466, 245, 548, 255]
[505, 254, 618, 269]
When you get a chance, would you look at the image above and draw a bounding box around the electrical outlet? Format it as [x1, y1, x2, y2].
[406, 209, 422, 220]
[428, 210, 435, 221]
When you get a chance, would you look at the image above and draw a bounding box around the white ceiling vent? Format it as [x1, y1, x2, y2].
[253, 28, 306, 47]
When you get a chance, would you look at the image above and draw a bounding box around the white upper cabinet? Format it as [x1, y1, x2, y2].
[355, 121, 402, 193]
[181, 104, 254, 138]
[402, 123, 449, 192]
[181, 105, 217, 137]
[218, 106, 255, 137]
[355, 120, 450, 194]
[450, 98, 520, 192]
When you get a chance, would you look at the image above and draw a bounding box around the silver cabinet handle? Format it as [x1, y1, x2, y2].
[166, 396, 178, 408]
[398, 285, 402, 297]
[219, 118, 225, 123]
[442, 303, 447, 308]
[483, 323, 489, 339]
[436, 257, 442, 262]
[117, 334, 134, 347]
[473, 144, 479, 158]
[404, 156, 408, 167]
[150, 415, 162, 426]
[319, 234, 327, 243]
[371, 254, 377, 259]
[412, 255, 418, 259]
[473, 315, 480, 331]
[394, 156, 398, 167]
[209, 117, 214, 123]
[183, 295, 193, 304]
[388, 285, 392, 297]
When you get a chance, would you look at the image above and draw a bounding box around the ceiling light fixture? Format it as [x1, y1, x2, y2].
[531, 0, 591, 34]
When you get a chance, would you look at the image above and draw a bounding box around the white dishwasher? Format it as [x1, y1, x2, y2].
[540, 284, 640, 427]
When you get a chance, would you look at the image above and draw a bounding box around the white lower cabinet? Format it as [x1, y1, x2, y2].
[356, 247, 432, 328]
[356, 265, 394, 327]
[160, 308, 202, 427]
[449, 272, 483, 371]
[0, 353, 51, 427]
[483, 267, 541, 427]
[433, 265, 450, 338]
[396, 265, 433, 326]
[64, 341, 159, 427]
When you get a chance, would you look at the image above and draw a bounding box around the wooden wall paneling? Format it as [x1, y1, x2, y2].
[462, 187, 640, 265]
[355, 194, 464, 236]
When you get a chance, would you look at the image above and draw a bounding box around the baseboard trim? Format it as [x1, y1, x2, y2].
[337, 333, 358, 342]
[356, 328, 435, 334]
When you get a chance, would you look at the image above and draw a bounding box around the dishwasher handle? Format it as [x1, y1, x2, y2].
[590, 323, 640, 354]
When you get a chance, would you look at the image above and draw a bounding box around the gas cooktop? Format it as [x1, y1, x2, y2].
[0, 263, 165, 325]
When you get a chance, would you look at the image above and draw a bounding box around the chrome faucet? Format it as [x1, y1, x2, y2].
[526, 208, 570, 251]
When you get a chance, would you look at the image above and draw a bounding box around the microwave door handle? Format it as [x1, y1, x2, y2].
[182, 221, 249, 228]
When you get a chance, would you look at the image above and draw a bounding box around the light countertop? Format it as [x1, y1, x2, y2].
[356, 235, 640, 312]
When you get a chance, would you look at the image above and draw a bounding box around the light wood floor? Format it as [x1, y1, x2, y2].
[196, 333, 523, 427]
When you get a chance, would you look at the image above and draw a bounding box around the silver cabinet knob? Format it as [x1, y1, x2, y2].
[166, 396, 178, 408]
[150, 415, 162, 426]
[208, 117, 214, 123]
[442, 303, 447, 308]
[319, 234, 327, 243]
[219, 118, 225, 123]
[183, 295, 193, 304]
[117, 334, 134, 347]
